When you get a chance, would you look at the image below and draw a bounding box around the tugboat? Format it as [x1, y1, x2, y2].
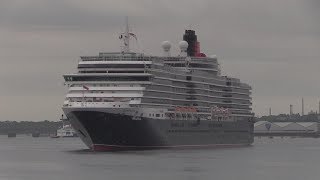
[51, 115, 77, 138]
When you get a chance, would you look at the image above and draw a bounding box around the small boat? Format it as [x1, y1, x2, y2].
[56, 124, 78, 137]
[52, 114, 78, 138]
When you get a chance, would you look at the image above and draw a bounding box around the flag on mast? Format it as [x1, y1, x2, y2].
[129, 33, 137, 40]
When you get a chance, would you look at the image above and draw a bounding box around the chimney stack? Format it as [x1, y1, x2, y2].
[269, 107, 272, 116]
[302, 98, 304, 116]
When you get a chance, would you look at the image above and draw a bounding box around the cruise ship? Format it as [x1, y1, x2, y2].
[62, 21, 254, 151]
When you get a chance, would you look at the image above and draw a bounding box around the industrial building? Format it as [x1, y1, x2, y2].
[254, 121, 320, 137]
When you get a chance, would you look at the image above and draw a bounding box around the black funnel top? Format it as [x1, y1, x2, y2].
[183, 30, 197, 57]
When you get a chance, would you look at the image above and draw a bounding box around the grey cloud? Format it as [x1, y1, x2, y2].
[0, 0, 319, 121]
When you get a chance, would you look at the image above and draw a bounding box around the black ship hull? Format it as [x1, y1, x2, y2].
[65, 110, 254, 151]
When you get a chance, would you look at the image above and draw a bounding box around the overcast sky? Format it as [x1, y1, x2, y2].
[0, 0, 320, 121]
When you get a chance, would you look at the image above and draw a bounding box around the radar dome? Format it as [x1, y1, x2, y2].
[161, 41, 171, 51]
[179, 41, 188, 51]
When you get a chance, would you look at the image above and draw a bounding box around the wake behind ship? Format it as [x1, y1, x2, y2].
[62, 21, 254, 151]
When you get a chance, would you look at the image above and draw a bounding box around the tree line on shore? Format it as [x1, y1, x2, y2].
[0, 120, 62, 135]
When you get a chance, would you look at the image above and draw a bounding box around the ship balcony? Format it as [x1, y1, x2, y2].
[185, 84, 196, 88]
[222, 94, 233, 97]
[186, 96, 197, 100]
[186, 90, 196, 94]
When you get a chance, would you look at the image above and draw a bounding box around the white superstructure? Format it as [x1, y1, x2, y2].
[57, 124, 77, 137]
[63, 20, 253, 121]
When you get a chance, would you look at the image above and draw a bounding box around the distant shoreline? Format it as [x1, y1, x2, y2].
[0, 120, 62, 135]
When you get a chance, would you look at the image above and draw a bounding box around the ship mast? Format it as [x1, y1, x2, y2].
[119, 17, 131, 53]
[119, 17, 138, 53]
[123, 17, 130, 52]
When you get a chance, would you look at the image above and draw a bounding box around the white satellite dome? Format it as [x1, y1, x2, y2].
[179, 41, 188, 51]
[161, 41, 172, 51]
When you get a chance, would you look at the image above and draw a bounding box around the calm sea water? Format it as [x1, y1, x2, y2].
[0, 136, 320, 180]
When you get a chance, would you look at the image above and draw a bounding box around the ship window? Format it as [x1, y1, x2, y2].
[153, 114, 154, 117]
[156, 114, 160, 117]
[149, 114, 151, 117]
